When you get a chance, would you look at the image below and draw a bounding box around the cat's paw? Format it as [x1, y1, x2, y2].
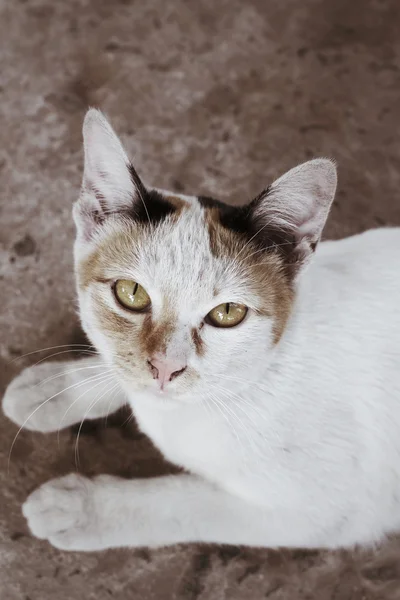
[23, 474, 104, 551]
[3, 363, 70, 432]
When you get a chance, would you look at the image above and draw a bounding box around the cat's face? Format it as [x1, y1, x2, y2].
[75, 194, 293, 402]
[74, 110, 337, 406]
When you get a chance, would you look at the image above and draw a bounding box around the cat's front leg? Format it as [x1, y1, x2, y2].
[25, 472, 356, 551]
[23, 473, 279, 551]
[2, 357, 126, 433]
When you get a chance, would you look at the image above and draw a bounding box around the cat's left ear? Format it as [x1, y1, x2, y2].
[74, 109, 144, 241]
[250, 159, 337, 274]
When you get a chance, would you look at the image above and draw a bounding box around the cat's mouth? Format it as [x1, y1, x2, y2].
[116, 364, 199, 401]
[146, 374, 195, 397]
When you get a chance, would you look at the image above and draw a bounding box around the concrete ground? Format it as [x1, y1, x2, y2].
[1, 0, 400, 598]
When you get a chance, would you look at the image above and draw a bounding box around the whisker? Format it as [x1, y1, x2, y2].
[226, 395, 281, 456]
[10, 344, 95, 363]
[134, 179, 151, 225]
[104, 385, 123, 428]
[31, 348, 98, 368]
[121, 410, 136, 429]
[201, 395, 214, 421]
[206, 392, 235, 432]
[239, 238, 296, 266]
[209, 383, 273, 464]
[211, 371, 271, 394]
[213, 389, 256, 449]
[233, 215, 277, 263]
[74, 380, 118, 469]
[212, 380, 269, 424]
[7, 370, 113, 471]
[56, 372, 115, 444]
[206, 392, 246, 457]
[37, 363, 113, 387]
[212, 382, 282, 446]
[224, 392, 266, 431]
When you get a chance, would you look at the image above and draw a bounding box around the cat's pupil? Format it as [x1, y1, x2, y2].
[133, 283, 138, 295]
[226, 303, 230, 314]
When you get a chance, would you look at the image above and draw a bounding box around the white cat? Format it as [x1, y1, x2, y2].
[4, 109, 400, 552]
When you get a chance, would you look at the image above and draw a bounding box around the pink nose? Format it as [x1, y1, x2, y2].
[147, 357, 187, 390]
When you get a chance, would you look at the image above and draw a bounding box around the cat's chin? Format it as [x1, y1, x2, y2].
[127, 389, 192, 411]
[119, 378, 196, 409]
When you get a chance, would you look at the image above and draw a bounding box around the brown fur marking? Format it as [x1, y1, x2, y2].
[95, 297, 135, 333]
[191, 327, 205, 356]
[204, 207, 294, 344]
[77, 222, 146, 290]
[165, 195, 189, 211]
[139, 314, 175, 358]
[78, 247, 103, 290]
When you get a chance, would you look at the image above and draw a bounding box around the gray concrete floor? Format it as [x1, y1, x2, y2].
[1, 0, 400, 598]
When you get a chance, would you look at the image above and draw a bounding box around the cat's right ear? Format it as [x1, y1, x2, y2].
[73, 109, 144, 241]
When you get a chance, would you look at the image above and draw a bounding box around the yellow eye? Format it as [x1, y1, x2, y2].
[114, 279, 151, 311]
[206, 303, 248, 328]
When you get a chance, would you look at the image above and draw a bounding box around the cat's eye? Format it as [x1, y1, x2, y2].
[206, 303, 248, 328]
[114, 279, 151, 311]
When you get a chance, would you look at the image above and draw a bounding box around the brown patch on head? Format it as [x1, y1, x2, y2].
[139, 314, 175, 359]
[90, 296, 145, 375]
[95, 297, 136, 336]
[191, 327, 205, 356]
[76, 217, 185, 369]
[77, 221, 148, 290]
[78, 247, 103, 290]
[203, 205, 294, 344]
[250, 259, 294, 344]
[165, 195, 189, 211]
[77, 192, 190, 290]
[204, 207, 242, 260]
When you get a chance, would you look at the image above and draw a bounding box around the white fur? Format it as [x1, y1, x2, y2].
[81, 109, 134, 209]
[4, 111, 400, 552]
[263, 158, 337, 239]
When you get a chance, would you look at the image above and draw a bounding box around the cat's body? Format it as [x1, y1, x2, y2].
[131, 227, 400, 548]
[3, 110, 400, 551]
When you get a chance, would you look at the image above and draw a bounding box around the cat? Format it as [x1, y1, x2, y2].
[3, 108, 400, 552]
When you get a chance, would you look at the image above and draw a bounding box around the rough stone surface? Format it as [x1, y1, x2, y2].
[1, 0, 400, 598]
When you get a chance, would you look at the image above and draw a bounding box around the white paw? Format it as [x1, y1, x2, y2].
[3, 362, 72, 432]
[23, 474, 103, 551]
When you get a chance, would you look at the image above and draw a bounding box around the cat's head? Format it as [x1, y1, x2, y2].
[73, 109, 336, 406]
